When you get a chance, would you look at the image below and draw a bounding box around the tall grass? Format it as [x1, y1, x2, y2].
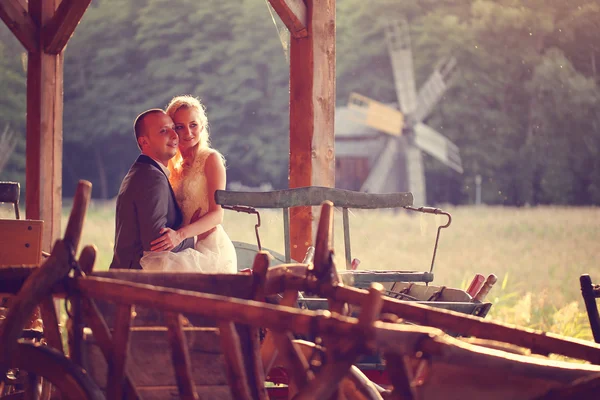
[65, 201, 599, 339]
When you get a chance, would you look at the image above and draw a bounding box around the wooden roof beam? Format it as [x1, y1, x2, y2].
[267, 0, 307, 38]
[0, 0, 39, 52]
[43, 0, 91, 54]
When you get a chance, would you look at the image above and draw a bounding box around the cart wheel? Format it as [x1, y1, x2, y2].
[270, 340, 382, 400]
[0, 342, 104, 400]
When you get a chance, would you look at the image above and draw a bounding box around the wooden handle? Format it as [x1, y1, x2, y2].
[473, 274, 498, 302]
[466, 274, 485, 298]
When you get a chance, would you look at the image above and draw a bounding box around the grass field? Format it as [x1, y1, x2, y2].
[64, 201, 600, 340]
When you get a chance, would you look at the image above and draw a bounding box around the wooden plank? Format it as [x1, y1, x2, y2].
[81, 298, 141, 399]
[91, 271, 254, 298]
[26, 0, 63, 252]
[84, 327, 229, 388]
[0, 219, 43, 266]
[43, 0, 92, 54]
[288, 0, 336, 262]
[107, 304, 133, 400]
[218, 322, 253, 400]
[216, 187, 413, 209]
[165, 312, 199, 400]
[267, 0, 307, 38]
[0, 0, 38, 52]
[74, 275, 600, 365]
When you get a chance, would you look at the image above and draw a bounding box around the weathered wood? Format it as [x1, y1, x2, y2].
[267, 0, 307, 38]
[107, 304, 133, 400]
[84, 326, 228, 388]
[165, 312, 199, 400]
[296, 285, 384, 400]
[0, 241, 71, 373]
[0, 0, 38, 52]
[384, 353, 416, 400]
[261, 272, 600, 364]
[63, 180, 92, 252]
[216, 187, 413, 209]
[25, 6, 62, 251]
[218, 321, 253, 400]
[0, 219, 43, 266]
[288, 0, 336, 262]
[42, 0, 92, 54]
[81, 298, 141, 399]
[91, 270, 254, 298]
[536, 373, 600, 399]
[39, 296, 63, 352]
[79, 244, 97, 276]
[135, 386, 232, 400]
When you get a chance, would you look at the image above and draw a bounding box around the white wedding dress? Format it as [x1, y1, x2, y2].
[140, 149, 238, 273]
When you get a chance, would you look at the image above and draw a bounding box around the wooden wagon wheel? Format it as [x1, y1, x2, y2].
[269, 340, 383, 400]
[0, 181, 101, 400]
[1, 342, 104, 400]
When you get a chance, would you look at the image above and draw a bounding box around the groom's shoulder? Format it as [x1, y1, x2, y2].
[121, 160, 166, 193]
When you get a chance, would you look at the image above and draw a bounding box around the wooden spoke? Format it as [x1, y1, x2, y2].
[39, 296, 63, 353]
[164, 312, 199, 400]
[218, 321, 253, 400]
[43, 0, 92, 54]
[107, 304, 133, 400]
[0, 0, 38, 52]
[82, 297, 140, 399]
[7, 342, 104, 400]
[384, 353, 416, 400]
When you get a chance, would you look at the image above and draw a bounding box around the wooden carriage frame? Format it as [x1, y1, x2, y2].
[0, 0, 334, 262]
[3, 184, 600, 399]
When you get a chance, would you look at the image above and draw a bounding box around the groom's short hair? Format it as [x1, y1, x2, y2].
[133, 109, 166, 150]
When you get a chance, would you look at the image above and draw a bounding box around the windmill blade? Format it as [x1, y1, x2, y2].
[412, 57, 458, 125]
[360, 137, 399, 193]
[413, 122, 463, 173]
[385, 19, 418, 115]
[405, 145, 426, 206]
[347, 92, 404, 137]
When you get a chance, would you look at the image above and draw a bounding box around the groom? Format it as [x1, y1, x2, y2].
[110, 109, 195, 270]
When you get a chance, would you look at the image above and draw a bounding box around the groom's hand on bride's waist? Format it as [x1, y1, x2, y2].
[150, 227, 184, 252]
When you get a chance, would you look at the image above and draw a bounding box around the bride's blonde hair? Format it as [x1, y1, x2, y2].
[166, 95, 224, 173]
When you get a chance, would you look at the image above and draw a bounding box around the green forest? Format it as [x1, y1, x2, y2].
[1, 0, 599, 205]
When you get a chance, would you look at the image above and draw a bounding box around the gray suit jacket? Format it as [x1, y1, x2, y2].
[110, 154, 195, 270]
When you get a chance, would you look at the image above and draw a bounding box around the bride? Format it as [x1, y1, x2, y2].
[140, 95, 238, 273]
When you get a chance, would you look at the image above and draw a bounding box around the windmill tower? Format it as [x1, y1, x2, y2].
[335, 19, 463, 205]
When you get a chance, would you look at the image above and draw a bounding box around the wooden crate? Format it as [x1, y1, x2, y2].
[0, 219, 43, 266]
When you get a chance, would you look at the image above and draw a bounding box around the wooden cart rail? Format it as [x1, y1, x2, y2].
[4, 182, 600, 400]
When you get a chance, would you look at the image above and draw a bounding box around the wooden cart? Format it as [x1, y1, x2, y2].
[3, 182, 600, 400]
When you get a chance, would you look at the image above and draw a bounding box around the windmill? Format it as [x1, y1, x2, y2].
[335, 19, 463, 205]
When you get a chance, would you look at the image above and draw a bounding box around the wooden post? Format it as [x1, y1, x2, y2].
[288, 0, 335, 262]
[26, 0, 63, 252]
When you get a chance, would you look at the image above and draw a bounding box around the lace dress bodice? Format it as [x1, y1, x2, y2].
[169, 149, 215, 227]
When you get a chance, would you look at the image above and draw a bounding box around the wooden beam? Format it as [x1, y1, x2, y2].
[26, 0, 63, 252]
[0, 0, 39, 52]
[267, 0, 307, 38]
[288, 0, 335, 262]
[43, 0, 91, 54]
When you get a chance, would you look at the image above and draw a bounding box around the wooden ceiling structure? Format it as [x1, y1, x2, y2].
[0, 0, 335, 262]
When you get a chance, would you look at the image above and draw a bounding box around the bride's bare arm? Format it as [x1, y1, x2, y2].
[150, 152, 225, 251]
